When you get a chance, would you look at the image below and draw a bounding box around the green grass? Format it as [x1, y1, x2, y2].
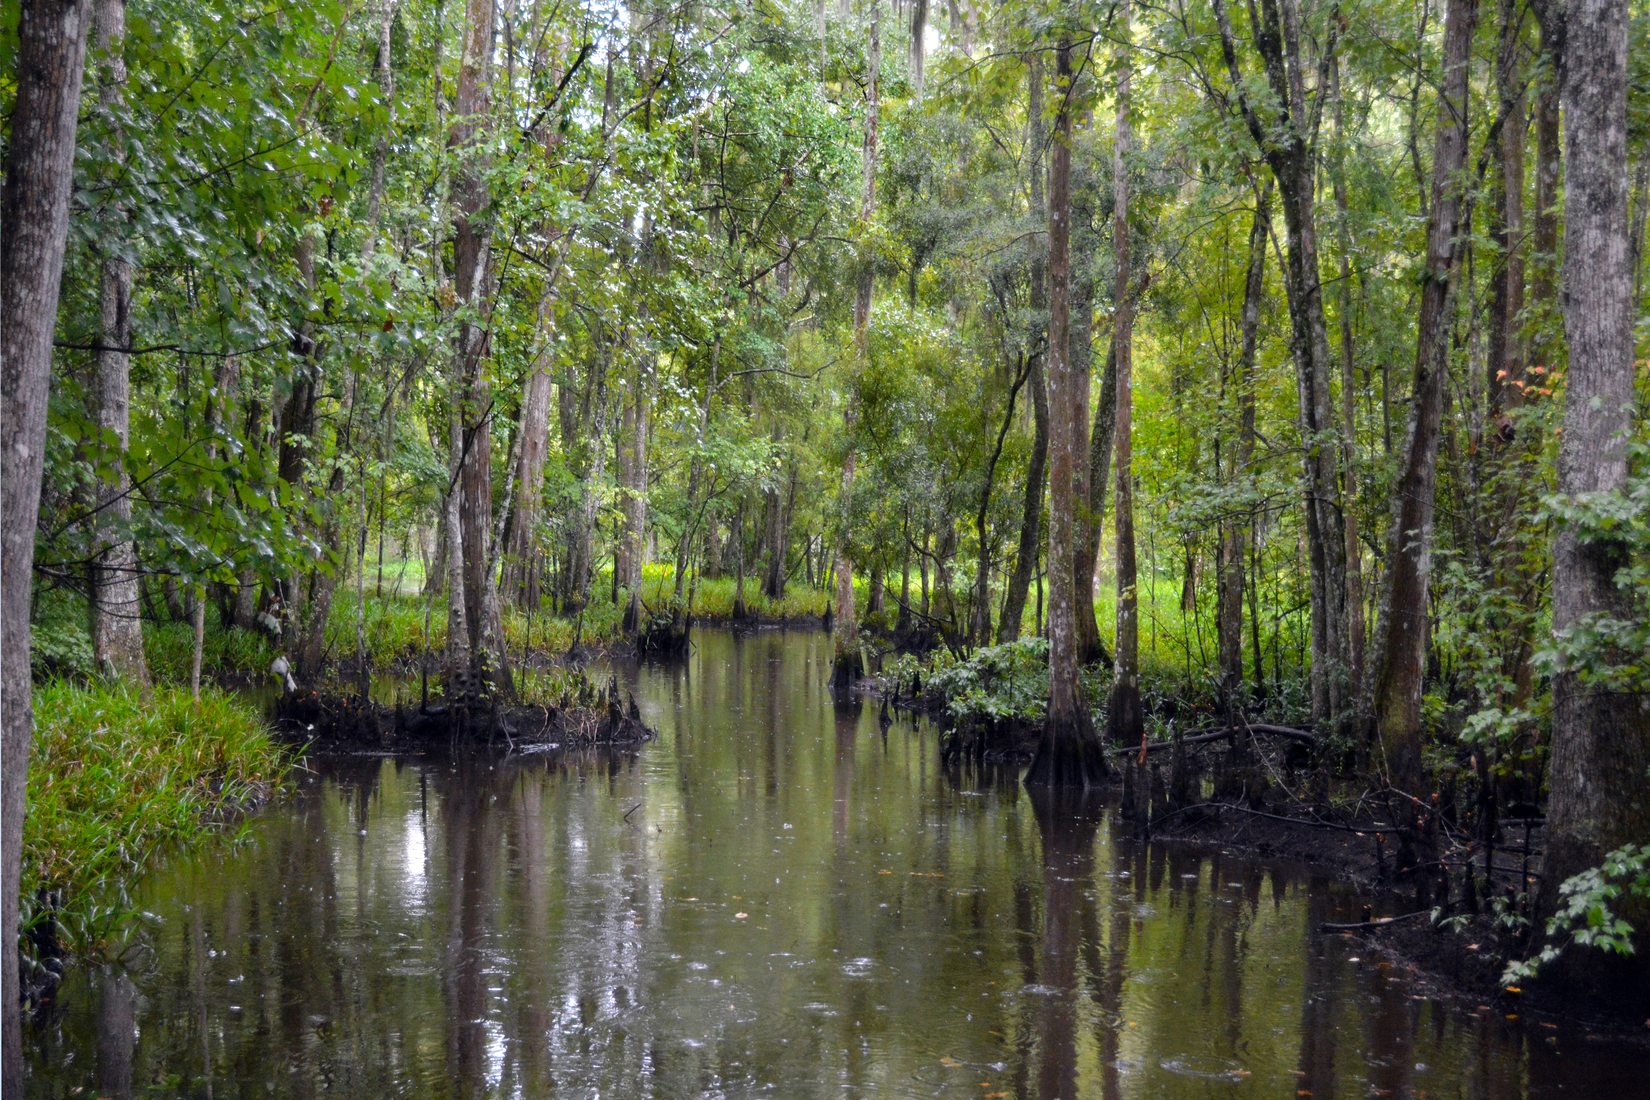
[144, 619, 277, 682]
[22, 681, 292, 956]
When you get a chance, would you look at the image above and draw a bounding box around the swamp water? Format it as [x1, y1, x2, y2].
[25, 629, 1648, 1097]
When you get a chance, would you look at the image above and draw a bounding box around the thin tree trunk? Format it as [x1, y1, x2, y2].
[971, 356, 1029, 646]
[504, 320, 554, 606]
[1539, 0, 1650, 1007]
[1026, 34, 1107, 789]
[1219, 183, 1271, 714]
[1330, 55, 1366, 705]
[1070, 104, 1108, 666]
[2, 2, 95, 1088]
[1213, 0, 1353, 726]
[833, 0, 880, 685]
[999, 52, 1049, 644]
[1105, 5, 1142, 751]
[88, 0, 149, 687]
[1370, 0, 1478, 794]
[908, 0, 928, 98]
[448, 0, 511, 699]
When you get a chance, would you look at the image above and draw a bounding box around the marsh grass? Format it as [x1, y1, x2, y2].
[23, 681, 292, 955]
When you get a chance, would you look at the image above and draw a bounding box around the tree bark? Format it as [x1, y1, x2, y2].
[1218, 182, 1271, 714]
[1070, 107, 1109, 666]
[1026, 34, 1107, 789]
[1212, 0, 1353, 727]
[2, 2, 95, 1090]
[833, 0, 879, 685]
[998, 51, 1049, 645]
[503, 312, 554, 607]
[1075, 340, 1117, 663]
[447, 0, 511, 699]
[1540, 0, 1650, 1008]
[1370, 0, 1478, 794]
[1106, 4, 1142, 751]
[1329, 55, 1366, 705]
[86, 0, 150, 687]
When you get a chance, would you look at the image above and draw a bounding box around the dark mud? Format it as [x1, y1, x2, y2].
[271, 679, 655, 753]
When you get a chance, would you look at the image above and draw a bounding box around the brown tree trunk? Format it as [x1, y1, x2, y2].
[447, 0, 511, 700]
[998, 52, 1049, 645]
[277, 232, 319, 660]
[1370, 0, 1478, 795]
[1488, 0, 1528, 418]
[1076, 336, 1118, 654]
[1105, 5, 1142, 751]
[2, 1, 95, 1089]
[1540, 0, 1650, 1010]
[833, 0, 879, 685]
[1330, 56, 1366, 706]
[1026, 35, 1107, 789]
[1218, 183, 1271, 714]
[1070, 108, 1108, 666]
[619, 360, 653, 634]
[87, 0, 149, 687]
[1213, 0, 1353, 727]
[503, 317, 554, 607]
[970, 357, 1028, 646]
[764, 442, 795, 600]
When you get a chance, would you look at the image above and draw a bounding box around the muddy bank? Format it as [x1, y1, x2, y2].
[1131, 768, 1646, 1031]
[272, 676, 655, 753]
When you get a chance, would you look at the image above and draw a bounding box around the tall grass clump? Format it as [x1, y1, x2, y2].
[23, 681, 292, 955]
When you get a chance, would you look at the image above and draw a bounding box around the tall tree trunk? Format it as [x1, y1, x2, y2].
[507, 24, 566, 612]
[1075, 340, 1117, 662]
[764, 441, 795, 600]
[833, 0, 879, 686]
[277, 232, 319, 659]
[971, 356, 1029, 647]
[1070, 107, 1108, 666]
[908, 0, 928, 98]
[1330, 56, 1366, 705]
[1540, 0, 1650, 1008]
[503, 312, 554, 607]
[1105, 4, 1142, 751]
[1488, 0, 1528, 418]
[1213, 0, 1353, 727]
[618, 355, 652, 634]
[447, 0, 511, 699]
[2, 2, 95, 1089]
[87, 0, 149, 687]
[1370, 0, 1478, 795]
[998, 51, 1048, 644]
[1219, 183, 1271, 714]
[1026, 35, 1107, 789]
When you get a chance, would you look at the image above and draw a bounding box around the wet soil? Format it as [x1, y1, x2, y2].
[271, 679, 654, 753]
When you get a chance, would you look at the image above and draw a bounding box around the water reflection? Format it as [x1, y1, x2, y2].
[25, 629, 1650, 1097]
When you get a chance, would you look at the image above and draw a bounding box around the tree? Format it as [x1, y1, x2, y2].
[1211, 0, 1354, 728]
[85, 0, 149, 688]
[3, 2, 97, 1089]
[1539, 0, 1650, 1007]
[1025, 33, 1106, 789]
[998, 51, 1049, 646]
[1106, 0, 1142, 750]
[833, 0, 881, 686]
[1370, 0, 1479, 794]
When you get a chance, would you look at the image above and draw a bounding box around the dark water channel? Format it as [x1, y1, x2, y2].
[25, 629, 1649, 1097]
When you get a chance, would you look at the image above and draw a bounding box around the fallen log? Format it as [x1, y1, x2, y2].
[1319, 909, 1431, 933]
[1112, 723, 1318, 755]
